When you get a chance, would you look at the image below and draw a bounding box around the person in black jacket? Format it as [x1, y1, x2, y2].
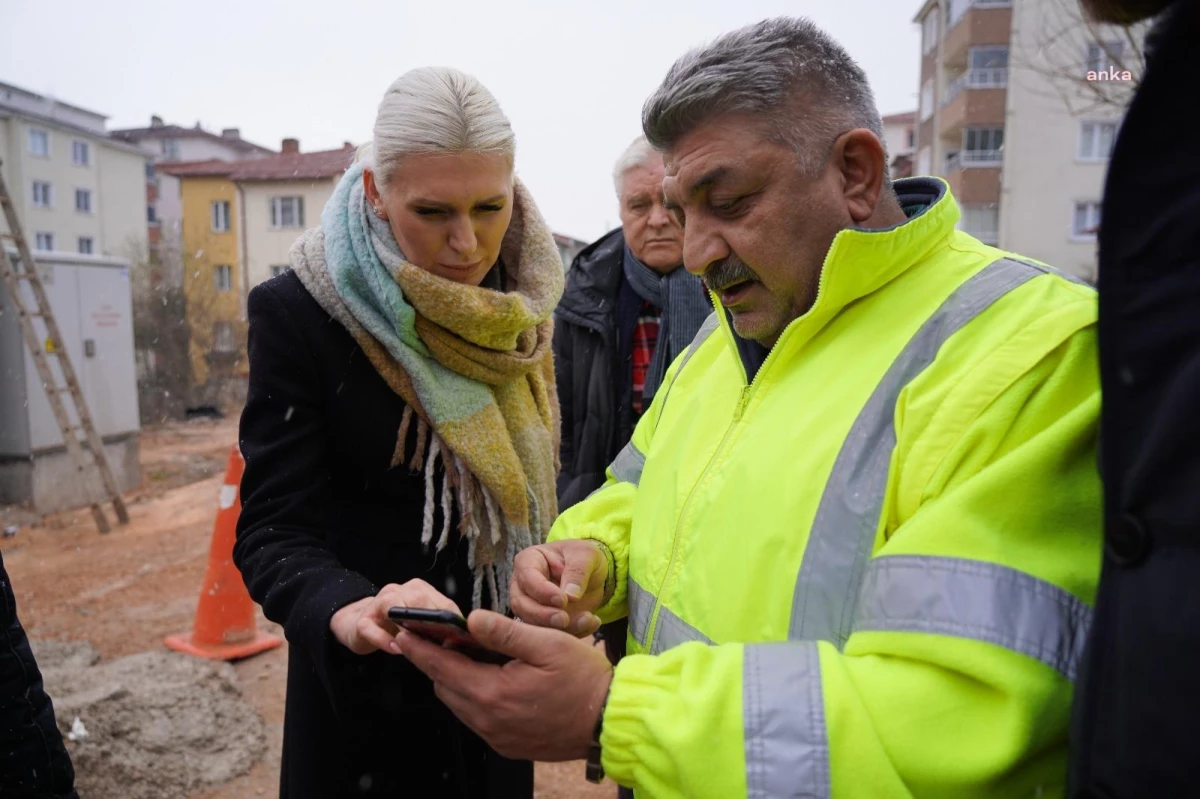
[234, 67, 564, 798]
[554, 136, 705, 510]
[1069, 1, 1200, 796]
[0, 551, 77, 799]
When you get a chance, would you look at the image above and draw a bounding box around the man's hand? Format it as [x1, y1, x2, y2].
[511, 540, 610, 637]
[398, 610, 613, 761]
[329, 579, 460, 655]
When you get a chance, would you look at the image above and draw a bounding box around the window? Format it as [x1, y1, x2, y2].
[269, 265, 287, 278]
[907, 129, 916, 149]
[959, 204, 999, 245]
[213, 322, 236, 352]
[72, 140, 90, 166]
[969, 46, 1009, 71]
[28, 128, 49, 157]
[162, 138, 180, 160]
[75, 188, 93, 214]
[1087, 41, 1125, 74]
[962, 126, 1004, 162]
[269, 196, 305, 229]
[922, 12, 938, 54]
[35, 232, 54, 251]
[917, 147, 931, 177]
[1079, 121, 1118, 161]
[920, 80, 934, 122]
[78, 236, 94, 255]
[211, 200, 231, 232]
[947, 0, 972, 28]
[214, 265, 234, 292]
[32, 181, 52, 208]
[148, 205, 158, 224]
[1073, 201, 1102, 239]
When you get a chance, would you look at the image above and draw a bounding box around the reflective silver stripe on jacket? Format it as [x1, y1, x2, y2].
[744, 642, 830, 798]
[649, 604, 711, 654]
[628, 577, 653, 647]
[609, 441, 646, 486]
[789, 257, 1059, 647]
[628, 578, 711, 652]
[852, 555, 1092, 679]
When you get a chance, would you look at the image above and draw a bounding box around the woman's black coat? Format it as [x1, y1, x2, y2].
[234, 271, 532, 798]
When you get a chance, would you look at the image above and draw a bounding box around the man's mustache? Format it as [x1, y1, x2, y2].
[702, 255, 760, 293]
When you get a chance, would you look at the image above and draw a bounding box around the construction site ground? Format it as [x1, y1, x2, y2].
[0, 417, 613, 798]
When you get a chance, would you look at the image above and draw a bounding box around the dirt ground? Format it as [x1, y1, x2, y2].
[1, 417, 614, 798]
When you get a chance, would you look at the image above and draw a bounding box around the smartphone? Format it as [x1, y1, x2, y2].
[387, 607, 512, 665]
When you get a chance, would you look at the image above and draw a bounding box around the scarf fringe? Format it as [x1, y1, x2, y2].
[400, 414, 523, 613]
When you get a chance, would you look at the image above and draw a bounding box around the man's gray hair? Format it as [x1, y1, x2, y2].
[642, 17, 887, 177]
[611, 136, 660, 198]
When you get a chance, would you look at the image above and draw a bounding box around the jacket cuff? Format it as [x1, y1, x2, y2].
[585, 536, 628, 623]
[600, 653, 663, 789]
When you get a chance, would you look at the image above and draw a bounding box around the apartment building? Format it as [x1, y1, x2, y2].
[883, 111, 918, 178]
[110, 116, 273, 275]
[912, 0, 1135, 281]
[0, 82, 148, 260]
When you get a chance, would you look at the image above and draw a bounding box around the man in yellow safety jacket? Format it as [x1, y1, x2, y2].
[398, 17, 1101, 798]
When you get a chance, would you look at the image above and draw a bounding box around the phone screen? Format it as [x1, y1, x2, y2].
[387, 608, 512, 665]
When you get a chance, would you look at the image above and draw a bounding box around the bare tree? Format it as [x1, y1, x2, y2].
[124, 235, 190, 425]
[179, 234, 248, 412]
[1011, 0, 1147, 116]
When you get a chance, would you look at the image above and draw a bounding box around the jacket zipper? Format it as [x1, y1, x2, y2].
[643, 276, 829, 652]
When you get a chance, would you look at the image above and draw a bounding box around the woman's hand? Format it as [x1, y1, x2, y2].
[330, 579, 460, 655]
[510, 540, 611, 637]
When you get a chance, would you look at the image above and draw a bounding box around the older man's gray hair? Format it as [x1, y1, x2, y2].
[642, 17, 888, 179]
[611, 136, 660, 198]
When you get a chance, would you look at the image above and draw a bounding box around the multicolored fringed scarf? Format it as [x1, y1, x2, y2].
[291, 161, 563, 611]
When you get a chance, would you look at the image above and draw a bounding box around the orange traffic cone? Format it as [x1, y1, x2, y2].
[165, 446, 283, 661]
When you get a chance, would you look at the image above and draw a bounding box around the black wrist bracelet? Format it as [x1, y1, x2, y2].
[585, 685, 611, 783]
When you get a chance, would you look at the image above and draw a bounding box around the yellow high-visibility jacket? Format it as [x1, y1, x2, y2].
[549, 179, 1101, 798]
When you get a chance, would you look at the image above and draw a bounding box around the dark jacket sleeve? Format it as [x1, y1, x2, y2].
[553, 313, 577, 505]
[234, 282, 377, 695]
[0, 552, 77, 799]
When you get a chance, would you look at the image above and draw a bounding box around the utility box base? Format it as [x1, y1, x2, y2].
[0, 434, 140, 515]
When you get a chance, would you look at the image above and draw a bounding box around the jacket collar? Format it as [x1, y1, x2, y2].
[719, 177, 960, 372]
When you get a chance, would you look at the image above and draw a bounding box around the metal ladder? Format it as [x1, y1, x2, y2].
[0, 159, 129, 533]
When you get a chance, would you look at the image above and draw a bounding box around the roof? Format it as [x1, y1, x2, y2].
[227, 145, 356, 182]
[882, 111, 917, 125]
[553, 232, 588, 249]
[160, 146, 356, 183]
[0, 106, 147, 157]
[158, 159, 235, 178]
[110, 124, 274, 155]
[913, 0, 938, 23]
[0, 81, 106, 121]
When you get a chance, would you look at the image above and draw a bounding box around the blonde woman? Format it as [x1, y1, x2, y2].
[235, 67, 563, 798]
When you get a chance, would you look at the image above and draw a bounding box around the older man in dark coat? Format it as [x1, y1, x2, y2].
[554, 136, 707, 511]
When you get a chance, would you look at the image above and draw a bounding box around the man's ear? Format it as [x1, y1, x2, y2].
[832, 129, 888, 224]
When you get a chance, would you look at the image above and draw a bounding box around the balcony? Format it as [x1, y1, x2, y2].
[939, 82, 1006, 137]
[942, 68, 1008, 106]
[944, 149, 1003, 172]
[942, 2, 1014, 69]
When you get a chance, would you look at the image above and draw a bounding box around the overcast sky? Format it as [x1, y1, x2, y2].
[1, 0, 920, 242]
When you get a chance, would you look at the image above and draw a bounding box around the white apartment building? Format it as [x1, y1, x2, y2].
[0, 82, 148, 261]
[912, 0, 1139, 281]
